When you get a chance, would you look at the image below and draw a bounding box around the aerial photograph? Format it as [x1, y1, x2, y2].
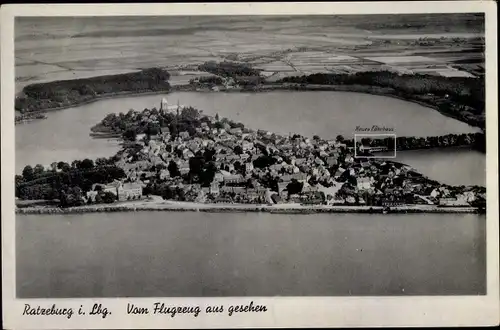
[15, 14, 486, 298]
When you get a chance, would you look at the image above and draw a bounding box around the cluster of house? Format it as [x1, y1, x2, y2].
[190, 76, 240, 91]
[93, 99, 484, 207]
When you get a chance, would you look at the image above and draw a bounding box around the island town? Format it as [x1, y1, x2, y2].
[15, 95, 486, 214]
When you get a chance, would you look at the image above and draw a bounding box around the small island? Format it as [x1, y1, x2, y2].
[16, 96, 486, 214]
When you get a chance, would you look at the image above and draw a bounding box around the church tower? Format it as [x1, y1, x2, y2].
[160, 97, 168, 113]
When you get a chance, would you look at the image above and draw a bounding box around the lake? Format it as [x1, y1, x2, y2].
[16, 212, 486, 298]
[15, 91, 484, 186]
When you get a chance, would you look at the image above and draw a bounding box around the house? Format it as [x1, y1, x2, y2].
[117, 183, 143, 201]
[242, 141, 254, 151]
[86, 190, 98, 202]
[247, 188, 268, 201]
[294, 158, 307, 166]
[271, 193, 282, 204]
[214, 172, 224, 182]
[302, 191, 324, 205]
[331, 197, 346, 205]
[245, 162, 254, 174]
[288, 194, 302, 203]
[382, 200, 403, 207]
[344, 154, 354, 163]
[224, 154, 240, 162]
[183, 149, 195, 159]
[460, 191, 476, 203]
[334, 167, 346, 178]
[214, 197, 233, 204]
[269, 164, 283, 172]
[345, 196, 356, 204]
[159, 169, 170, 180]
[210, 181, 220, 196]
[223, 174, 246, 185]
[220, 186, 246, 194]
[302, 185, 319, 193]
[136, 133, 146, 142]
[439, 197, 469, 207]
[281, 172, 307, 183]
[178, 161, 190, 175]
[357, 177, 373, 191]
[278, 182, 288, 194]
[179, 131, 190, 140]
[314, 158, 324, 166]
[98, 181, 121, 196]
[326, 157, 337, 166]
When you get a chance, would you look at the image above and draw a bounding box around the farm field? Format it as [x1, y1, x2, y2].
[15, 14, 484, 93]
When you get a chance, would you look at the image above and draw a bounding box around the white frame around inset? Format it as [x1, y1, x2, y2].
[354, 133, 397, 159]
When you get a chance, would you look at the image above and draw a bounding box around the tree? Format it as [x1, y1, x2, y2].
[57, 161, 71, 172]
[80, 159, 94, 170]
[189, 156, 205, 177]
[181, 107, 199, 121]
[215, 113, 220, 121]
[22, 165, 34, 181]
[234, 145, 243, 155]
[50, 162, 58, 172]
[336, 135, 345, 143]
[71, 160, 82, 169]
[168, 160, 181, 177]
[203, 148, 215, 162]
[92, 192, 103, 204]
[34, 164, 45, 176]
[123, 128, 137, 141]
[286, 179, 303, 196]
[313, 135, 320, 140]
[101, 191, 116, 203]
[95, 157, 108, 166]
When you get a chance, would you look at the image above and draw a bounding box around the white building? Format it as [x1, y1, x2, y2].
[117, 183, 143, 201]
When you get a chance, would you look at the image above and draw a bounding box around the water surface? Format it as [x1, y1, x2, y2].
[15, 91, 481, 178]
[16, 212, 486, 298]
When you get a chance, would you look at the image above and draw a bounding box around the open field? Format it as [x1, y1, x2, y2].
[15, 14, 484, 94]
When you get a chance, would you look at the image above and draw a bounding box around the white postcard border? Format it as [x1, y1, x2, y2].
[2, 2, 499, 329]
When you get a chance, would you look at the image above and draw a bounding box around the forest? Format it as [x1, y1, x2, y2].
[16, 157, 125, 206]
[15, 68, 171, 113]
[199, 61, 261, 77]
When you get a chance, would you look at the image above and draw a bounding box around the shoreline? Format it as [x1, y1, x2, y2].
[19, 89, 172, 115]
[18, 82, 483, 132]
[16, 201, 482, 215]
